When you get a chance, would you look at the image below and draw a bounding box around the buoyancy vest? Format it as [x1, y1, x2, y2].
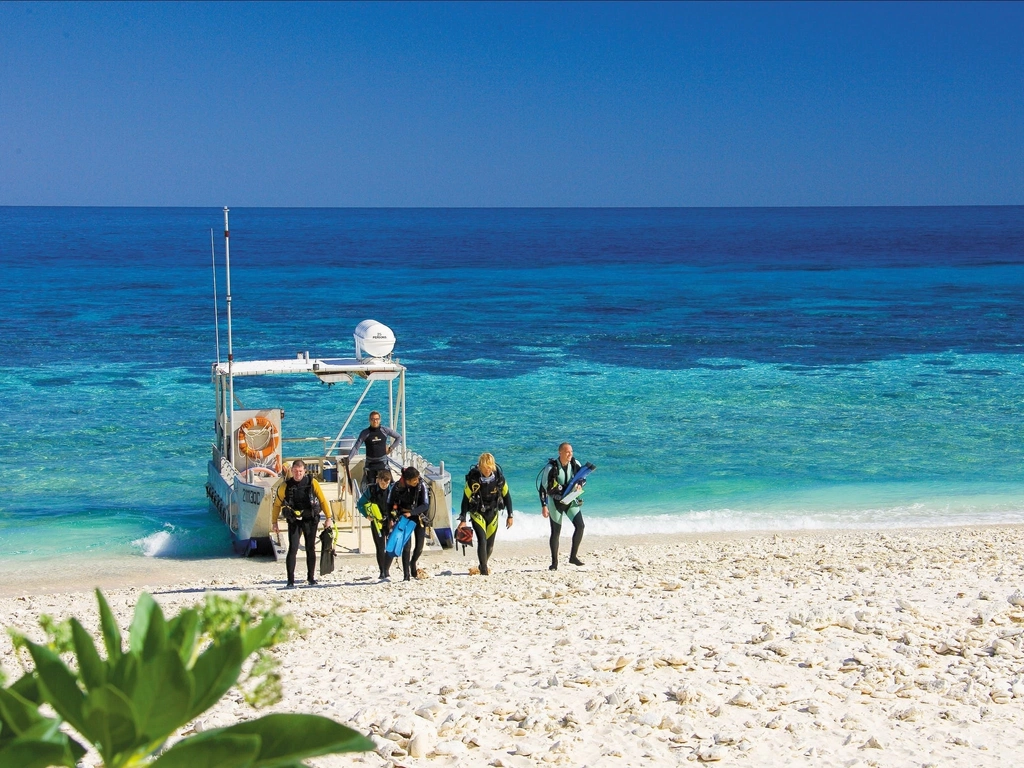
[465, 465, 508, 538]
[547, 458, 582, 511]
[365, 482, 392, 509]
[358, 483, 393, 533]
[465, 465, 507, 513]
[283, 476, 321, 521]
[389, 480, 430, 523]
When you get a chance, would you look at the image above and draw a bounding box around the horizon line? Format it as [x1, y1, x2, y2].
[3, 204, 1023, 211]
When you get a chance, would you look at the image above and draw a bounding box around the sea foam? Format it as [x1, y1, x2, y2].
[131, 524, 227, 558]
[132, 526, 178, 557]
[498, 502, 1024, 541]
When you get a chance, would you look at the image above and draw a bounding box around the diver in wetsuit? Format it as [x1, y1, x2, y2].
[271, 459, 333, 587]
[357, 470, 395, 580]
[346, 411, 402, 487]
[386, 466, 430, 581]
[457, 452, 513, 576]
[539, 442, 586, 571]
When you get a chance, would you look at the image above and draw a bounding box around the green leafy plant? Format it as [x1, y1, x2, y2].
[1, 590, 373, 768]
[0, 672, 85, 768]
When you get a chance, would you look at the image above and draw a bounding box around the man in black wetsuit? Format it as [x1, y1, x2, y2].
[346, 411, 402, 487]
[271, 459, 333, 587]
[539, 442, 587, 571]
[457, 452, 513, 576]
[386, 466, 430, 581]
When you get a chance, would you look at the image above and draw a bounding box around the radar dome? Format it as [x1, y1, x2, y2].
[354, 320, 396, 360]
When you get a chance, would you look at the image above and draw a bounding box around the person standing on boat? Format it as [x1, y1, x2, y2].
[386, 466, 430, 581]
[357, 470, 395, 580]
[539, 442, 586, 571]
[271, 459, 333, 588]
[346, 411, 402, 487]
[457, 453, 513, 576]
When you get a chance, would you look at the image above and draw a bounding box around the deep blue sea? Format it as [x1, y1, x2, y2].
[2, 207, 1023, 560]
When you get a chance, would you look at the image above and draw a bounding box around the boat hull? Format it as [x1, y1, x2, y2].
[206, 459, 277, 556]
[424, 468, 455, 549]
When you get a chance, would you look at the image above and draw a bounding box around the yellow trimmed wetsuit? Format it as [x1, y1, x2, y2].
[459, 464, 512, 576]
[271, 475, 333, 586]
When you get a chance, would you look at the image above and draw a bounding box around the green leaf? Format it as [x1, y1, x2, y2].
[14, 719, 85, 763]
[0, 739, 74, 768]
[186, 634, 244, 721]
[0, 717, 85, 767]
[0, 688, 44, 738]
[132, 650, 193, 742]
[23, 641, 87, 736]
[108, 651, 139, 700]
[14, 720, 57, 741]
[81, 684, 139, 761]
[218, 714, 374, 766]
[69, 736, 88, 762]
[8, 674, 40, 705]
[18, 717, 70, 744]
[95, 590, 123, 663]
[143, 601, 169, 661]
[69, 735, 87, 761]
[168, 609, 200, 665]
[240, 616, 283, 657]
[70, 618, 106, 691]
[128, 593, 157, 656]
[16, 719, 61, 742]
[149, 733, 261, 768]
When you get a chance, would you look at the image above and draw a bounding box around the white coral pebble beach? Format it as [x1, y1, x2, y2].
[3, 526, 1024, 766]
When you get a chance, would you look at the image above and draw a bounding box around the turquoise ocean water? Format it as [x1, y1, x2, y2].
[1, 207, 1023, 560]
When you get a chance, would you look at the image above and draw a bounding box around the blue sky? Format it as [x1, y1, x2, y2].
[1, 1, 1021, 206]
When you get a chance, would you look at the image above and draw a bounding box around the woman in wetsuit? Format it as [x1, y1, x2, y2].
[457, 452, 513, 575]
[386, 466, 430, 581]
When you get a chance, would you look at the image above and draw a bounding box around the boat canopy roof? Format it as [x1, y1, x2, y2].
[213, 357, 404, 380]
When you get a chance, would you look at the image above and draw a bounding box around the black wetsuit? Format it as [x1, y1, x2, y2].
[359, 482, 394, 578]
[281, 476, 321, 585]
[347, 425, 402, 486]
[385, 479, 430, 580]
[539, 458, 586, 569]
[459, 465, 513, 575]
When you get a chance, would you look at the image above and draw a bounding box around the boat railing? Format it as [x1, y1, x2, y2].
[394, 447, 446, 480]
[211, 445, 239, 483]
[220, 456, 238, 484]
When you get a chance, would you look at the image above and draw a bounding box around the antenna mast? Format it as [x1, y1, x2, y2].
[211, 229, 220, 366]
[224, 207, 235, 462]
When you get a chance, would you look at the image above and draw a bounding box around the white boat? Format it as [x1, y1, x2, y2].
[204, 210, 455, 557]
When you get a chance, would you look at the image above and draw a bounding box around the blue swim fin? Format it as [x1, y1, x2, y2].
[386, 516, 416, 557]
[559, 463, 596, 505]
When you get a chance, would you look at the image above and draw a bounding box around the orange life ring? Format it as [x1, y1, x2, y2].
[237, 416, 280, 460]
